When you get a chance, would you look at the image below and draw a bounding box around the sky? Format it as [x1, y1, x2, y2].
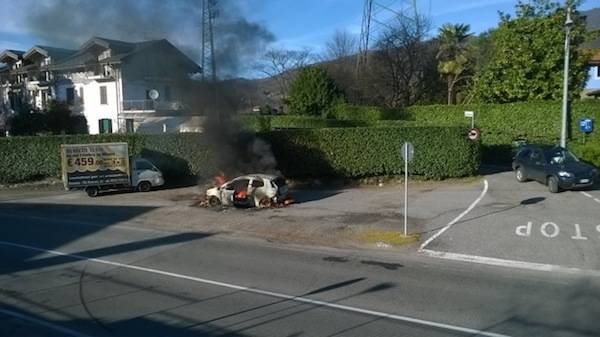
[0, 0, 598, 77]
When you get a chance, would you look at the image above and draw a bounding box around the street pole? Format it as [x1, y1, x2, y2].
[561, 6, 573, 148]
[404, 145, 408, 237]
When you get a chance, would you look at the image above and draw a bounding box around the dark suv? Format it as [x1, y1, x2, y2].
[512, 145, 598, 193]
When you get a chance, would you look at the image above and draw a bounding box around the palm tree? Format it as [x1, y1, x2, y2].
[437, 23, 472, 105]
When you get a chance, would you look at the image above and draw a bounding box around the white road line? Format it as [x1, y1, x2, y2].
[0, 212, 169, 234]
[0, 240, 510, 337]
[419, 179, 489, 251]
[420, 249, 600, 278]
[0, 309, 92, 337]
[581, 191, 593, 198]
[594, 198, 600, 204]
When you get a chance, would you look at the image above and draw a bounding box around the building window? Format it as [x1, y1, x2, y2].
[98, 119, 113, 134]
[79, 87, 84, 104]
[125, 119, 134, 133]
[164, 86, 171, 101]
[66, 87, 75, 105]
[100, 86, 107, 105]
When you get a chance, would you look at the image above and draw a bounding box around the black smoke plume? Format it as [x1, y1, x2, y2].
[23, 0, 274, 78]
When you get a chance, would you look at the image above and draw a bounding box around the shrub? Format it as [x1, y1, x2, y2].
[288, 67, 344, 117]
[261, 126, 480, 179]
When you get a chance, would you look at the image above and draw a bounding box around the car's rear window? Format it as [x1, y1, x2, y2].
[272, 177, 286, 188]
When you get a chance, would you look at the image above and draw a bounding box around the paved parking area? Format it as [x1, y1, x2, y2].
[421, 170, 600, 272]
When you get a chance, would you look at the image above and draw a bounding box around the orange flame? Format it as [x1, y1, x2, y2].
[234, 190, 247, 200]
[215, 172, 226, 187]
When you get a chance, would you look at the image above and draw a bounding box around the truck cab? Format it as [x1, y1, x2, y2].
[131, 157, 165, 193]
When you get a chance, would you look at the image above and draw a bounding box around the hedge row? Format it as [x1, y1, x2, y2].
[240, 115, 370, 132]
[0, 126, 480, 184]
[571, 143, 600, 168]
[0, 134, 213, 184]
[261, 126, 480, 180]
[405, 101, 600, 145]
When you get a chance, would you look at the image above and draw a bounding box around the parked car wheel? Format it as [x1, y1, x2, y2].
[547, 176, 560, 193]
[85, 186, 99, 198]
[208, 196, 221, 207]
[138, 181, 151, 192]
[515, 167, 528, 182]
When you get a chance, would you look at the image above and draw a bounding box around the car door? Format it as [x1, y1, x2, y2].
[527, 149, 546, 182]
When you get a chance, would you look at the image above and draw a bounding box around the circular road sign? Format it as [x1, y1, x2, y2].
[468, 128, 481, 141]
[401, 142, 415, 162]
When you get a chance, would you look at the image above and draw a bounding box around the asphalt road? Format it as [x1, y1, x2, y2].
[1, 200, 600, 337]
[423, 170, 600, 271]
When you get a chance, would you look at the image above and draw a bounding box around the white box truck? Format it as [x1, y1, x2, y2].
[61, 142, 164, 197]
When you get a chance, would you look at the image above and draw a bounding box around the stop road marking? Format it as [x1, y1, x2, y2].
[516, 222, 600, 241]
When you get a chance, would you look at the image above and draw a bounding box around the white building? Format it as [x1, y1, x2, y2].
[0, 37, 203, 134]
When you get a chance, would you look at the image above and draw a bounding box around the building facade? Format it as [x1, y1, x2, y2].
[0, 37, 203, 134]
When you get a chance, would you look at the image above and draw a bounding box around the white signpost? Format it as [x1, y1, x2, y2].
[401, 142, 414, 236]
[464, 111, 475, 129]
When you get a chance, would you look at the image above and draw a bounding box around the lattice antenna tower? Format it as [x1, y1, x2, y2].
[201, 0, 218, 81]
[356, 0, 373, 78]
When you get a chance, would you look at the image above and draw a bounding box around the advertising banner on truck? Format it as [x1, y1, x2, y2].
[61, 143, 130, 189]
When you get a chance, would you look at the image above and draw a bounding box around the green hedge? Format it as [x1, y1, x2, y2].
[405, 101, 600, 164]
[0, 134, 214, 184]
[240, 115, 369, 132]
[406, 101, 600, 144]
[261, 126, 480, 179]
[0, 127, 481, 184]
[329, 103, 404, 121]
[571, 143, 600, 168]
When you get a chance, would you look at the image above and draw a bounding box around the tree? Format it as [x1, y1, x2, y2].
[256, 48, 314, 98]
[287, 67, 344, 117]
[436, 23, 473, 105]
[323, 30, 357, 61]
[320, 30, 361, 104]
[8, 100, 88, 136]
[472, 0, 589, 103]
[46, 100, 88, 134]
[370, 13, 439, 107]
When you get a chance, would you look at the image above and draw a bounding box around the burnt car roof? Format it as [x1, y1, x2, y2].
[239, 174, 282, 180]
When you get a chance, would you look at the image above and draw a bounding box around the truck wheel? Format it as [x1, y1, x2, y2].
[208, 196, 221, 207]
[548, 176, 560, 193]
[138, 181, 151, 192]
[85, 186, 99, 198]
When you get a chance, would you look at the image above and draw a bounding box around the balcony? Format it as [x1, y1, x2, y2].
[121, 99, 186, 116]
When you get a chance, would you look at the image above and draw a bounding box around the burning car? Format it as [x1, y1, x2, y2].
[206, 174, 290, 208]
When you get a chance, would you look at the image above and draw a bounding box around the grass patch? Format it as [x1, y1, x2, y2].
[358, 229, 420, 246]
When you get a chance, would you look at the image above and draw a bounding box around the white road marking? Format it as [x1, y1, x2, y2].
[594, 198, 600, 204]
[0, 309, 92, 337]
[420, 249, 600, 278]
[419, 179, 489, 250]
[0, 240, 510, 337]
[581, 191, 593, 198]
